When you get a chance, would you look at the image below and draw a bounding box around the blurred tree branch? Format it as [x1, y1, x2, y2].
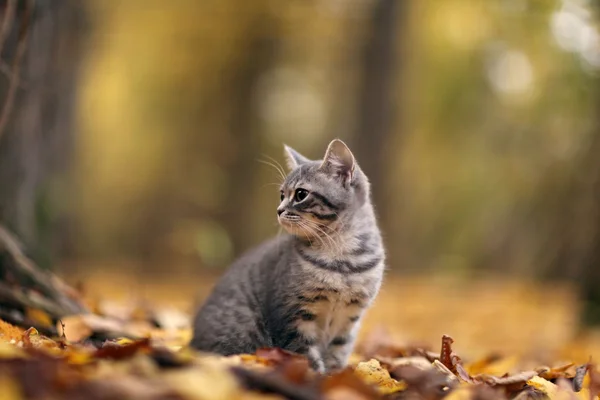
[0, 224, 87, 334]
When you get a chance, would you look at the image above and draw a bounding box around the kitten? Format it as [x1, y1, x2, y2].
[191, 139, 385, 373]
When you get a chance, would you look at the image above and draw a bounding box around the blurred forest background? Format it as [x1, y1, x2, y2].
[1, 0, 600, 357]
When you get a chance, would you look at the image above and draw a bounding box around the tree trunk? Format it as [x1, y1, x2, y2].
[0, 0, 83, 267]
[543, 92, 600, 325]
[351, 0, 404, 264]
[0, 0, 87, 332]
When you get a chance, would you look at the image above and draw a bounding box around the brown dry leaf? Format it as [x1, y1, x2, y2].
[354, 358, 407, 395]
[391, 363, 459, 399]
[255, 347, 307, 367]
[440, 335, 457, 374]
[22, 327, 61, 352]
[322, 368, 381, 400]
[325, 387, 375, 400]
[58, 314, 93, 342]
[474, 370, 538, 386]
[93, 337, 151, 360]
[454, 361, 475, 384]
[378, 355, 432, 372]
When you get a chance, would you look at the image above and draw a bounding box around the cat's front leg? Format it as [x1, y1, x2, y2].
[324, 334, 356, 372]
[284, 330, 325, 373]
[307, 346, 326, 373]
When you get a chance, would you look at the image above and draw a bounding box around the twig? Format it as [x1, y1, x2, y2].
[0, 224, 88, 315]
[0, 281, 67, 318]
[0, 0, 17, 57]
[0, 0, 33, 143]
[0, 308, 56, 336]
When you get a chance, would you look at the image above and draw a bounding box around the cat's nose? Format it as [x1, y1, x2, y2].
[277, 208, 285, 216]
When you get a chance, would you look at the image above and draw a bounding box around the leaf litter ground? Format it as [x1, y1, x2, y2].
[0, 270, 598, 400]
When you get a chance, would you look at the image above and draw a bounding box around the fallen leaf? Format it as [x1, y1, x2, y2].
[255, 347, 307, 367]
[93, 337, 151, 360]
[440, 335, 457, 374]
[24, 308, 52, 329]
[322, 369, 380, 400]
[0, 319, 23, 343]
[572, 363, 589, 392]
[391, 363, 459, 399]
[354, 358, 407, 394]
[526, 376, 558, 397]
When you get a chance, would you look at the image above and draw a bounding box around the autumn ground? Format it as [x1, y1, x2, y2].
[65, 265, 600, 361]
[0, 263, 599, 399]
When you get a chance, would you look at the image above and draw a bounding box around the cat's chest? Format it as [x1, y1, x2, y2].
[295, 289, 362, 346]
[293, 267, 382, 346]
[300, 261, 382, 303]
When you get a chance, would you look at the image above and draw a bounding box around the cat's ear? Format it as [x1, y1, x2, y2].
[320, 139, 355, 185]
[283, 145, 310, 170]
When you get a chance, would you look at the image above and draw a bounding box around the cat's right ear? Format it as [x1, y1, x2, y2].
[284, 145, 310, 170]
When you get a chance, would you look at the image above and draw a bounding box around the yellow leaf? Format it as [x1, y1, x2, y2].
[466, 355, 519, 377]
[115, 337, 135, 345]
[527, 376, 557, 396]
[354, 359, 407, 395]
[25, 308, 53, 328]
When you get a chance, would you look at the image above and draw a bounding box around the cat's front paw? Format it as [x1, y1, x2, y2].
[324, 359, 346, 374]
[307, 348, 325, 374]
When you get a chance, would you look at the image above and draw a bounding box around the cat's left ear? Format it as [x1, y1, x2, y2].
[284, 145, 310, 170]
[320, 139, 355, 186]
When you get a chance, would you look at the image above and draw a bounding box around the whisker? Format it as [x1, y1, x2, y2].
[262, 154, 287, 177]
[257, 158, 286, 182]
[300, 220, 326, 249]
[261, 182, 284, 190]
[302, 219, 342, 256]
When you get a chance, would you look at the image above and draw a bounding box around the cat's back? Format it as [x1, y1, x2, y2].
[224, 234, 292, 278]
[191, 234, 293, 353]
[201, 234, 294, 303]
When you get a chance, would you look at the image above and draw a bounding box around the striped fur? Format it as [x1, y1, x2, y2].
[191, 139, 385, 373]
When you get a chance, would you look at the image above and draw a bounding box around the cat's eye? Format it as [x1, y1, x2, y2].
[294, 188, 309, 202]
[280, 192, 285, 201]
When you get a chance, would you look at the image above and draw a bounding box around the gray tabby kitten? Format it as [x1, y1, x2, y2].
[191, 139, 385, 372]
